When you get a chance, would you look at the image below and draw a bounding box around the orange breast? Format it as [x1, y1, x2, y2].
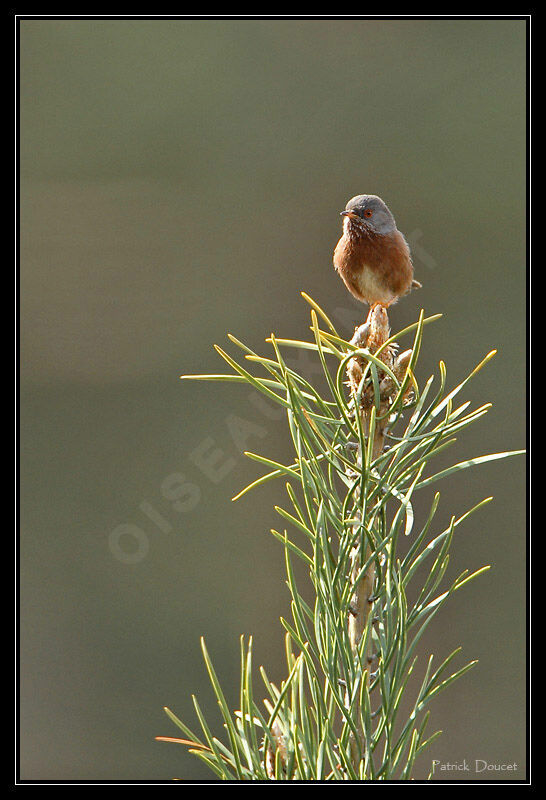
[333, 230, 413, 305]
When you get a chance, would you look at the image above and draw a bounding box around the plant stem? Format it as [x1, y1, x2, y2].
[346, 305, 392, 771]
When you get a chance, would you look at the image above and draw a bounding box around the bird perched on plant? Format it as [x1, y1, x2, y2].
[333, 194, 421, 308]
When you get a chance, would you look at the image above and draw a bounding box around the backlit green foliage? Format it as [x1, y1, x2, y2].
[160, 295, 523, 781]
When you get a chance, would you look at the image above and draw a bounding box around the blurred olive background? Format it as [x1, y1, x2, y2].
[20, 19, 526, 781]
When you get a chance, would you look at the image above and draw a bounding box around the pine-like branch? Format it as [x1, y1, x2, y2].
[160, 294, 524, 781]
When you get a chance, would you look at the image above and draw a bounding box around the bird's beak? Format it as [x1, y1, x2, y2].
[340, 211, 359, 220]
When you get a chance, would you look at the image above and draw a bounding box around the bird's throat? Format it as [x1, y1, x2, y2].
[344, 217, 371, 241]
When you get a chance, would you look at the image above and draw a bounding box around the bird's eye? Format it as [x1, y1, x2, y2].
[363, 209, 373, 218]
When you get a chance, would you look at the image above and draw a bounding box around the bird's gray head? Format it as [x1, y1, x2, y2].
[340, 194, 397, 236]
